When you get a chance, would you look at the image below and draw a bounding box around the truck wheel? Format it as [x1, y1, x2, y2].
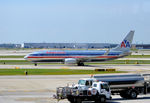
[95, 96, 106, 103]
[68, 98, 75, 103]
[100, 96, 106, 103]
[67, 96, 76, 103]
[120, 92, 128, 99]
[76, 98, 82, 103]
[68, 100, 75, 103]
[129, 90, 137, 99]
[71, 98, 82, 103]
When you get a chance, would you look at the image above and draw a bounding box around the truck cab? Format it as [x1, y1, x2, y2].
[91, 81, 111, 100]
[76, 78, 111, 101]
[75, 78, 93, 90]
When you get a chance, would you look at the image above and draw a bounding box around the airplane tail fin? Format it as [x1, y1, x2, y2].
[111, 30, 134, 52]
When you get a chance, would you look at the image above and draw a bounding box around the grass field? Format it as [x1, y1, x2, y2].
[126, 55, 150, 58]
[0, 56, 25, 58]
[0, 69, 124, 75]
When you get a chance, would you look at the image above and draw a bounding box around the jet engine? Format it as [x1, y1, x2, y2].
[64, 58, 77, 64]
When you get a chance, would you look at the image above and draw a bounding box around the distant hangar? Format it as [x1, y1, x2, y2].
[0, 43, 149, 49]
[23, 43, 117, 49]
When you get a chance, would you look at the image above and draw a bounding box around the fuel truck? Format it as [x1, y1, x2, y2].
[54, 74, 150, 103]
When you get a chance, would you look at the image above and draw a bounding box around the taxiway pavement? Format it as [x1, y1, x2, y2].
[0, 75, 150, 103]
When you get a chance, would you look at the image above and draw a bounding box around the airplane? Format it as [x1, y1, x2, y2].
[24, 31, 134, 66]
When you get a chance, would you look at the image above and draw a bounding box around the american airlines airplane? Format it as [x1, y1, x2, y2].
[24, 31, 134, 66]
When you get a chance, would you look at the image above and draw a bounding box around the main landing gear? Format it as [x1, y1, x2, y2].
[34, 63, 37, 66]
[77, 62, 84, 66]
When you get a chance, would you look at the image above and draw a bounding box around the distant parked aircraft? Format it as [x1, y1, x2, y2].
[24, 31, 134, 66]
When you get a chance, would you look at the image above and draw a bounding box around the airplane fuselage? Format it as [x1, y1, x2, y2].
[24, 50, 126, 63]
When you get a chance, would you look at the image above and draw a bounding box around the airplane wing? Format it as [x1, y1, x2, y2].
[76, 49, 110, 61]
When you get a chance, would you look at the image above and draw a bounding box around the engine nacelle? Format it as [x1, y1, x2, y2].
[64, 58, 77, 64]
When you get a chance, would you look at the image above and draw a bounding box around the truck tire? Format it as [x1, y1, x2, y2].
[100, 96, 106, 103]
[69, 97, 82, 103]
[129, 90, 137, 99]
[67, 96, 76, 103]
[76, 98, 82, 103]
[95, 96, 106, 103]
[68, 98, 75, 103]
[120, 92, 128, 99]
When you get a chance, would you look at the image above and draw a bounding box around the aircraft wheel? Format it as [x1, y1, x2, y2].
[34, 63, 37, 66]
[77, 62, 84, 66]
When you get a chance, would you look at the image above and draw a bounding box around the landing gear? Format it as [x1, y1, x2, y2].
[34, 63, 37, 66]
[77, 62, 84, 66]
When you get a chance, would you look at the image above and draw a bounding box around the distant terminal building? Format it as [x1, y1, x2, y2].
[0, 43, 149, 49]
[0, 44, 21, 48]
[136, 44, 150, 49]
[23, 43, 117, 49]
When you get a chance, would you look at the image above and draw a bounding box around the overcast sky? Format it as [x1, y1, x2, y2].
[0, 0, 150, 44]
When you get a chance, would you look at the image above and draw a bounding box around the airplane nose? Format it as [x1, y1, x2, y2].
[24, 55, 29, 60]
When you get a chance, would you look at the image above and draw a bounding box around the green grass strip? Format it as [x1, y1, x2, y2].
[0, 56, 24, 58]
[0, 69, 124, 75]
[126, 55, 150, 58]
